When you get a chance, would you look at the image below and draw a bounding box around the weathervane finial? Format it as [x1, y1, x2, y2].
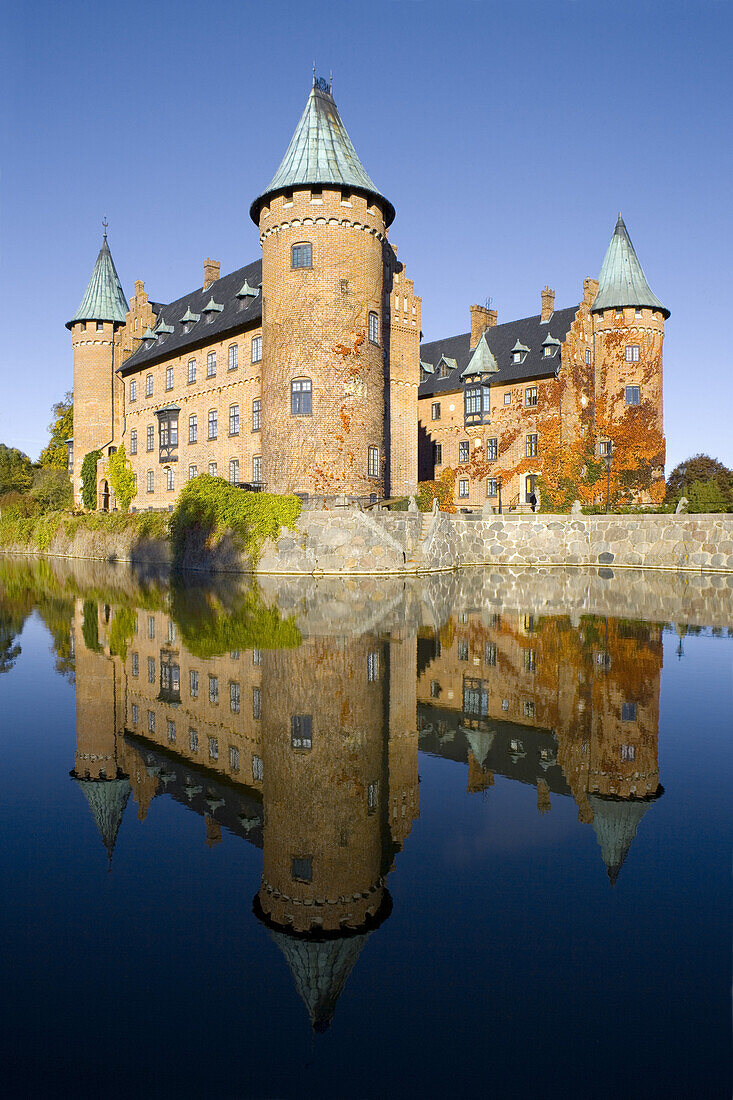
[102, 217, 108, 238]
[312, 61, 316, 85]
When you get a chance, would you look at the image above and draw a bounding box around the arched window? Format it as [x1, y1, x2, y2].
[291, 378, 312, 415]
[229, 459, 239, 484]
[291, 243, 313, 269]
[368, 311, 379, 344]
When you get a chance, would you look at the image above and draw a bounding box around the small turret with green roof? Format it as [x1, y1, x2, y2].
[592, 214, 669, 319]
[66, 229, 129, 330]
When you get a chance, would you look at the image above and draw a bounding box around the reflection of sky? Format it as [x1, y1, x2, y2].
[0, 615, 730, 1098]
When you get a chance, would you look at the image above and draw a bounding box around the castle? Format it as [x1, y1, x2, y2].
[67, 77, 668, 512]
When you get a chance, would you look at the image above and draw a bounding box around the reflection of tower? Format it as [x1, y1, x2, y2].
[70, 600, 130, 865]
[254, 633, 415, 1030]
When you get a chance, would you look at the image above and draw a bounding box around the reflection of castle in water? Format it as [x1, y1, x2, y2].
[69, 592, 662, 1026]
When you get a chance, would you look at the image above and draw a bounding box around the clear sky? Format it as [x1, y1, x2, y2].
[1, 0, 730, 471]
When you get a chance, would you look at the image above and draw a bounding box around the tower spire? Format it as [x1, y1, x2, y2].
[592, 214, 669, 318]
[66, 228, 128, 329]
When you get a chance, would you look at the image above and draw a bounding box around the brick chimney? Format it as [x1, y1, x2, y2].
[470, 303, 498, 347]
[203, 258, 221, 290]
[541, 285, 555, 322]
[583, 277, 599, 306]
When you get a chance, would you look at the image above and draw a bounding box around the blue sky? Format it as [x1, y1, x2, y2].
[1, 0, 730, 471]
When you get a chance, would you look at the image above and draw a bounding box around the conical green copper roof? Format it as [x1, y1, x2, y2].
[462, 331, 499, 377]
[269, 928, 371, 1032]
[592, 214, 669, 318]
[67, 233, 129, 329]
[250, 77, 394, 226]
[588, 793, 652, 886]
[74, 776, 131, 863]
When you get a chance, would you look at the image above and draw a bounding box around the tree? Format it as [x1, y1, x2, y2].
[81, 449, 102, 510]
[30, 467, 73, 511]
[106, 445, 137, 512]
[666, 454, 732, 506]
[0, 444, 33, 495]
[38, 392, 73, 469]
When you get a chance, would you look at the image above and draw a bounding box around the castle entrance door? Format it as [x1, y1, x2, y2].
[100, 481, 110, 512]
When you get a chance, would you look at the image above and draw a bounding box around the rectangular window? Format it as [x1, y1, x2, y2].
[188, 359, 196, 384]
[252, 754, 263, 781]
[252, 455, 262, 485]
[208, 737, 218, 761]
[458, 478, 469, 498]
[368, 311, 379, 344]
[622, 702, 637, 721]
[291, 714, 313, 750]
[625, 386, 640, 405]
[229, 745, 240, 772]
[526, 433, 538, 457]
[621, 744, 636, 761]
[485, 642, 497, 666]
[209, 675, 219, 704]
[131, 653, 139, 677]
[463, 678, 489, 717]
[368, 446, 380, 478]
[433, 442, 442, 466]
[208, 462, 217, 476]
[129, 379, 137, 402]
[487, 478, 498, 497]
[291, 857, 312, 883]
[188, 464, 197, 481]
[130, 429, 137, 455]
[189, 728, 198, 753]
[586, 348, 592, 365]
[166, 366, 174, 390]
[147, 656, 155, 683]
[525, 386, 538, 407]
[253, 686, 261, 719]
[367, 651, 379, 682]
[430, 680, 440, 698]
[367, 780, 379, 813]
[229, 459, 239, 484]
[291, 379, 312, 415]
[251, 335, 262, 363]
[459, 441, 469, 463]
[252, 399, 261, 431]
[190, 669, 199, 698]
[147, 426, 154, 451]
[457, 641, 469, 661]
[167, 719, 176, 743]
[524, 648, 537, 673]
[145, 469, 154, 493]
[523, 700, 536, 718]
[229, 404, 240, 435]
[207, 351, 216, 378]
[230, 681, 241, 713]
[504, 392, 511, 405]
[131, 703, 138, 724]
[600, 440, 611, 456]
[253, 649, 262, 665]
[291, 243, 313, 268]
[486, 437, 498, 460]
[464, 387, 481, 418]
[146, 374, 153, 397]
[431, 402, 441, 421]
[228, 344, 238, 371]
[166, 467, 174, 491]
[208, 409, 217, 439]
[189, 414, 197, 443]
[625, 344, 640, 362]
[148, 710, 155, 733]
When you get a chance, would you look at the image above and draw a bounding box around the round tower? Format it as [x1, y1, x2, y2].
[66, 229, 129, 507]
[250, 77, 395, 501]
[591, 214, 670, 504]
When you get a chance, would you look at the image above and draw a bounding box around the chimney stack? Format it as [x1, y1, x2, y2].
[541, 285, 555, 322]
[203, 258, 221, 290]
[583, 277, 599, 306]
[470, 303, 498, 348]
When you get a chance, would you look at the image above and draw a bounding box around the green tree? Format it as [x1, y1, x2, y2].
[685, 478, 731, 513]
[106, 444, 137, 512]
[30, 467, 73, 511]
[38, 392, 73, 469]
[666, 454, 733, 506]
[80, 450, 101, 510]
[0, 444, 34, 495]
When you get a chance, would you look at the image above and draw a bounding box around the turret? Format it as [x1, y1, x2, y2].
[67, 228, 128, 507]
[590, 215, 668, 504]
[250, 77, 404, 501]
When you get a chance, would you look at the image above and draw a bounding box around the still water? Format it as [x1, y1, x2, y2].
[0, 556, 730, 1098]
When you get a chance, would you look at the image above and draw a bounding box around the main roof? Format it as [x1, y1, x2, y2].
[250, 77, 394, 226]
[67, 233, 129, 329]
[418, 305, 578, 399]
[592, 214, 669, 318]
[119, 259, 262, 375]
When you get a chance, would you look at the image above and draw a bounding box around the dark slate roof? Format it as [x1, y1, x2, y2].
[119, 259, 262, 376]
[418, 305, 579, 399]
[250, 78, 394, 227]
[67, 233, 129, 329]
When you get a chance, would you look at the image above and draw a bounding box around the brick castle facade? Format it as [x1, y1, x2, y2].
[67, 78, 667, 512]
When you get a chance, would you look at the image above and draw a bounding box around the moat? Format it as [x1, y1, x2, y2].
[0, 557, 730, 1098]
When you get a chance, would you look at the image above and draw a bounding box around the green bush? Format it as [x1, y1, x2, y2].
[108, 606, 138, 660]
[30, 467, 73, 511]
[106, 445, 137, 512]
[0, 506, 168, 551]
[81, 450, 102, 510]
[170, 583, 301, 657]
[170, 475, 301, 562]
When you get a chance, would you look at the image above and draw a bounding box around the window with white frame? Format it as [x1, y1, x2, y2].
[129, 379, 137, 402]
[208, 737, 218, 761]
[146, 470, 154, 493]
[585, 348, 591, 365]
[148, 710, 155, 733]
[504, 392, 511, 405]
[188, 359, 196, 383]
[208, 409, 217, 439]
[189, 414, 197, 443]
[147, 426, 154, 451]
[131, 652, 139, 677]
[458, 478, 469, 498]
[367, 651, 379, 682]
[252, 455, 262, 484]
[229, 459, 239, 484]
[146, 374, 153, 397]
[459, 441, 469, 463]
[457, 640, 469, 660]
[189, 464, 198, 480]
[367, 780, 379, 813]
[253, 687, 261, 719]
[230, 681, 240, 713]
[147, 656, 155, 682]
[189, 728, 198, 752]
[252, 399, 261, 431]
[291, 379, 312, 415]
[229, 745, 240, 771]
[486, 437, 498, 460]
[209, 674, 219, 704]
[291, 242, 312, 268]
[368, 446, 380, 478]
[431, 402, 441, 420]
[599, 440, 612, 456]
[291, 714, 312, 750]
[368, 311, 379, 344]
[621, 744, 636, 761]
[625, 344, 640, 362]
[526, 433, 538, 458]
[228, 344, 238, 371]
[167, 719, 176, 743]
[166, 467, 174, 491]
[166, 366, 174, 390]
[625, 386, 640, 405]
[130, 429, 137, 455]
[207, 351, 216, 378]
[190, 669, 199, 697]
[487, 478, 498, 497]
[251, 335, 262, 363]
[131, 703, 139, 724]
[229, 404, 240, 435]
[433, 442, 442, 465]
[525, 386, 538, 407]
[252, 754, 263, 781]
[208, 461, 217, 476]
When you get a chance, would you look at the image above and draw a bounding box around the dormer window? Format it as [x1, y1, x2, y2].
[439, 363, 449, 378]
[511, 339, 530, 364]
[543, 345, 552, 356]
[513, 351, 521, 363]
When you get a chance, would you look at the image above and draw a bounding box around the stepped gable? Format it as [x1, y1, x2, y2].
[268, 928, 372, 1032]
[118, 258, 262, 375]
[418, 305, 578, 398]
[250, 76, 394, 226]
[66, 231, 129, 328]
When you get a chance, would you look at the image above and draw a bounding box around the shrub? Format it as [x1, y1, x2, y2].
[30, 467, 73, 511]
[170, 583, 301, 657]
[106, 445, 137, 512]
[416, 468, 457, 513]
[108, 606, 138, 660]
[81, 450, 102, 510]
[169, 475, 301, 562]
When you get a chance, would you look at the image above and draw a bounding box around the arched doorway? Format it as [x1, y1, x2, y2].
[525, 474, 538, 510]
[100, 480, 110, 512]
